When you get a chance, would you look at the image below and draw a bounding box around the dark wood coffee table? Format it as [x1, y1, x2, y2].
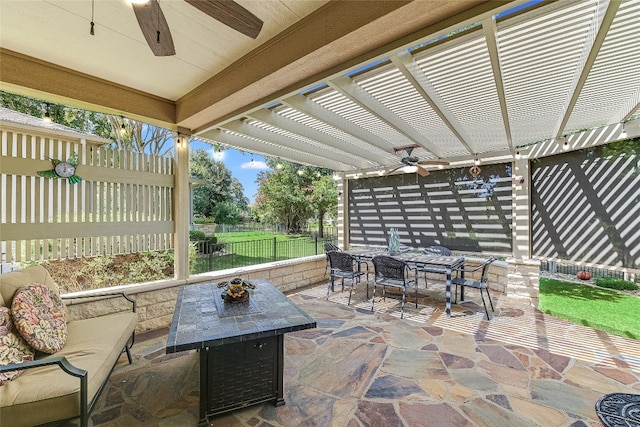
[166, 280, 316, 426]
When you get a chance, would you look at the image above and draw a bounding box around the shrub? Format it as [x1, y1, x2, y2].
[193, 216, 216, 224]
[33, 251, 174, 293]
[199, 237, 223, 254]
[595, 277, 639, 291]
[189, 230, 206, 241]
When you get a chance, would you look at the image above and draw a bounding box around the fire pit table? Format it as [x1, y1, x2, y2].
[166, 279, 316, 426]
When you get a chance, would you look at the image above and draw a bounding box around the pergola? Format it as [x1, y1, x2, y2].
[1, 0, 639, 279]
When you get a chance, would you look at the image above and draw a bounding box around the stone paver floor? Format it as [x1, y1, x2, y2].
[83, 280, 640, 426]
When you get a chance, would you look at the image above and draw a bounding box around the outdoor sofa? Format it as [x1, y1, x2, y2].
[0, 265, 137, 427]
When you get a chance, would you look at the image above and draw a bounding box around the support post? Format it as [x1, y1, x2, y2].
[174, 132, 191, 280]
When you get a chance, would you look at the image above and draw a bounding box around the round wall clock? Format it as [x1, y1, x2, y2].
[37, 153, 83, 184]
[54, 162, 76, 178]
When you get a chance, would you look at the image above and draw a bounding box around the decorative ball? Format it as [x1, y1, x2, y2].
[576, 270, 592, 280]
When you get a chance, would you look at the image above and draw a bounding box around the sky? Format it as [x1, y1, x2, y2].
[190, 138, 268, 205]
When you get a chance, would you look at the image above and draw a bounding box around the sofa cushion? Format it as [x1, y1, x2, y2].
[0, 307, 35, 385]
[0, 266, 61, 310]
[0, 312, 137, 427]
[12, 283, 67, 354]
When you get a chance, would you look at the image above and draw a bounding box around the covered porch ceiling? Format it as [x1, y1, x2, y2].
[1, 0, 639, 172]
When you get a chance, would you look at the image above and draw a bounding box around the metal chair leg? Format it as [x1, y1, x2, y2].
[479, 290, 490, 320]
[125, 345, 132, 364]
[371, 283, 377, 312]
[486, 289, 494, 311]
[327, 275, 335, 299]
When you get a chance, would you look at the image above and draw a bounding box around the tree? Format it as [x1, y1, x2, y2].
[108, 116, 174, 156]
[602, 137, 640, 159]
[255, 159, 336, 234]
[211, 201, 243, 225]
[306, 175, 338, 238]
[190, 148, 248, 218]
[1, 91, 112, 137]
[1, 91, 174, 156]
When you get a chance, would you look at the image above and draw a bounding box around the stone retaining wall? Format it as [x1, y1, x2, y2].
[64, 255, 521, 333]
[65, 255, 327, 333]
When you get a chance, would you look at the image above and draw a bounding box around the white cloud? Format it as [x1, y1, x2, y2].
[240, 160, 268, 170]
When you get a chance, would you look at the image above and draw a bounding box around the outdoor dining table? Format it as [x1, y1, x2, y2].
[345, 249, 465, 317]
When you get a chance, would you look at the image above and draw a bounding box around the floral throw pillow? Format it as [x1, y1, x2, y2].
[11, 283, 68, 354]
[0, 307, 35, 385]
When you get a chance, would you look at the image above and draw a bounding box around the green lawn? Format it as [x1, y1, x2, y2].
[193, 231, 330, 274]
[539, 278, 640, 340]
[216, 231, 307, 243]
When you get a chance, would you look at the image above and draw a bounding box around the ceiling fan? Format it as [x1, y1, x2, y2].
[386, 145, 449, 177]
[132, 0, 264, 57]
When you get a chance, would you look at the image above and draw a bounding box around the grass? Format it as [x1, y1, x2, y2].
[539, 278, 640, 340]
[216, 231, 308, 243]
[192, 231, 330, 274]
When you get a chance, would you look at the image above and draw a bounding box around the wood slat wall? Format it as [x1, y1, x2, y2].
[0, 127, 174, 263]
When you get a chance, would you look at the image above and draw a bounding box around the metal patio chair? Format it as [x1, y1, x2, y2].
[451, 256, 498, 320]
[416, 245, 452, 288]
[371, 255, 418, 319]
[323, 243, 342, 279]
[326, 250, 368, 305]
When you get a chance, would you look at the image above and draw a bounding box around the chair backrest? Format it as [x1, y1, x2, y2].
[479, 257, 498, 284]
[422, 245, 452, 256]
[324, 243, 341, 253]
[372, 255, 407, 281]
[327, 251, 356, 273]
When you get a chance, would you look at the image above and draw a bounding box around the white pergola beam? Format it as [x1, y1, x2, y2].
[554, 0, 620, 138]
[221, 120, 370, 169]
[483, 16, 513, 150]
[247, 108, 385, 166]
[204, 128, 352, 171]
[612, 94, 640, 125]
[282, 94, 397, 156]
[328, 75, 446, 158]
[391, 51, 474, 156]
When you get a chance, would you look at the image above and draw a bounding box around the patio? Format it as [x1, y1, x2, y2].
[1, 0, 639, 424]
[79, 279, 640, 427]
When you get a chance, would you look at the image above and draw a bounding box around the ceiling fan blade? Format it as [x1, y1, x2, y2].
[132, 0, 175, 56]
[416, 166, 431, 177]
[184, 0, 263, 39]
[387, 165, 403, 175]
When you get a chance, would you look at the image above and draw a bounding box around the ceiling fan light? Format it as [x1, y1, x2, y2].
[402, 165, 418, 173]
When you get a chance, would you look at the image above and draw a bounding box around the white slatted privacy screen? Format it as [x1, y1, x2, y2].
[531, 147, 640, 269]
[0, 128, 174, 263]
[348, 163, 513, 254]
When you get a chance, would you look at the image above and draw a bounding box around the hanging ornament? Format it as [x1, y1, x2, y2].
[469, 165, 481, 178]
[37, 153, 82, 184]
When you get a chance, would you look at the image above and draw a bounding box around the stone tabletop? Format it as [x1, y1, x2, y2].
[346, 249, 464, 267]
[166, 279, 316, 354]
